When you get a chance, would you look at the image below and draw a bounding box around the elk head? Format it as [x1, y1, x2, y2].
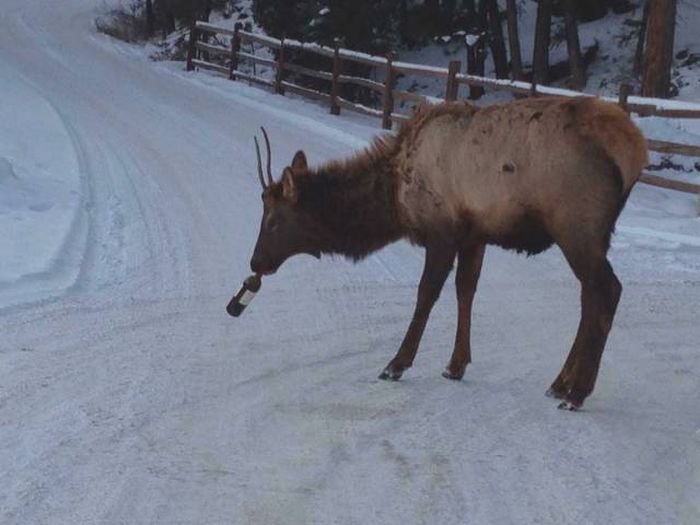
[250, 128, 322, 275]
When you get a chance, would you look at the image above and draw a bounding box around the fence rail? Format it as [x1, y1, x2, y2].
[186, 21, 700, 196]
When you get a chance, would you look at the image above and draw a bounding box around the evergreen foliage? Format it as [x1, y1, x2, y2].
[253, 1, 402, 54]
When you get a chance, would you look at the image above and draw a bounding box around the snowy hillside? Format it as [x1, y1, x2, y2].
[0, 1, 699, 524]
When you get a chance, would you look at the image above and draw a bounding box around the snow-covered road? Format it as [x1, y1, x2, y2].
[1, 1, 699, 523]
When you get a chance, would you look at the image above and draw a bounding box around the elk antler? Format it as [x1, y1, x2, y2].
[253, 127, 274, 189]
[260, 127, 273, 186]
[254, 135, 266, 189]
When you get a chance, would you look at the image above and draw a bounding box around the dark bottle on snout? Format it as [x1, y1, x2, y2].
[227, 274, 262, 317]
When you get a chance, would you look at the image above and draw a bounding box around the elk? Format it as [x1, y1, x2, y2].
[249, 96, 647, 410]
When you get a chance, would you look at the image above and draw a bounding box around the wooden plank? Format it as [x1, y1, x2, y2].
[393, 62, 449, 79]
[455, 74, 532, 95]
[233, 70, 275, 87]
[628, 103, 700, 119]
[282, 39, 387, 65]
[337, 75, 385, 94]
[336, 97, 383, 118]
[647, 139, 700, 157]
[195, 21, 236, 37]
[283, 39, 335, 59]
[281, 81, 332, 103]
[394, 90, 429, 104]
[282, 62, 332, 81]
[640, 172, 700, 194]
[337, 50, 388, 68]
[191, 59, 229, 76]
[238, 30, 281, 49]
[195, 41, 230, 57]
[651, 108, 700, 119]
[391, 112, 410, 122]
[237, 51, 277, 69]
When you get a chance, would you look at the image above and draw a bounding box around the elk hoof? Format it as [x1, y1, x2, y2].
[557, 400, 581, 411]
[441, 368, 464, 381]
[545, 387, 566, 400]
[378, 366, 404, 381]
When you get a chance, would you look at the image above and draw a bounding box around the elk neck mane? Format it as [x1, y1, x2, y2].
[294, 134, 404, 261]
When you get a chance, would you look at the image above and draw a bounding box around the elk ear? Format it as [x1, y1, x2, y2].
[281, 168, 298, 202]
[291, 150, 308, 172]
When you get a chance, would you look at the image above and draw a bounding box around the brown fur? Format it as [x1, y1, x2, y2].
[574, 98, 648, 194]
[250, 96, 648, 410]
[293, 139, 403, 260]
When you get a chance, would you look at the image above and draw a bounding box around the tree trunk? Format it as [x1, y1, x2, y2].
[159, 0, 176, 37]
[466, 35, 487, 99]
[506, 0, 523, 80]
[634, 0, 651, 76]
[642, 0, 677, 97]
[563, 0, 585, 88]
[466, 1, 488, 99]
[485, 0, 509, 78]
[145, 0, 155, 36]
[200, 0, 213, 22]
[399, 0, 408, 43]
[533, 0, 553, 85]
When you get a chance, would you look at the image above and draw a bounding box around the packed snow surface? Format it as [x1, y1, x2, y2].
[1, 1, 699, 524]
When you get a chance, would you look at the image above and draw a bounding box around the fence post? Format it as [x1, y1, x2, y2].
[445, 60, 461, 101]
[465, 32, 486, 100]
[275, 37, 286, 94]
[229, 22, 242, 80]
[618, 83, 632, 113]
[382, 52, 397, 130]
[330, 39, 342, 115]
[186, 23, 199, 71]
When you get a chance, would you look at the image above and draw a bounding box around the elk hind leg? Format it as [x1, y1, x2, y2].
[443, 243, 485, 380]
[550, 243, 622, 410]
[379, 243, 456, 380]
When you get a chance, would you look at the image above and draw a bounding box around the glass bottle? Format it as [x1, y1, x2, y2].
[227, 274, 262, 317]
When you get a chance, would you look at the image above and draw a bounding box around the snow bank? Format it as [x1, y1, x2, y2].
[0, 63, 83, 304]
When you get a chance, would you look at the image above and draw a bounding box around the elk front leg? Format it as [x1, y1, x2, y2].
[379, 243, 456, 380]
[443, 243, 485, 380]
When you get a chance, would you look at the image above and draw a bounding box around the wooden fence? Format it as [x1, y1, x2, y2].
[186, 21, 700, 196]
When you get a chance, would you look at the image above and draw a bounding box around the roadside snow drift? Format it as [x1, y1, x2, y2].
[0, 66, 82, 304]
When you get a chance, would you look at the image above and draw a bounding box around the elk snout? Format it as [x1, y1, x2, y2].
[250, 248, 278, 275]
[250, 253, 267, 275]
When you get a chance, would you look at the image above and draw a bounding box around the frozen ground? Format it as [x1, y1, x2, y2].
[1, 1, 699, 524]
